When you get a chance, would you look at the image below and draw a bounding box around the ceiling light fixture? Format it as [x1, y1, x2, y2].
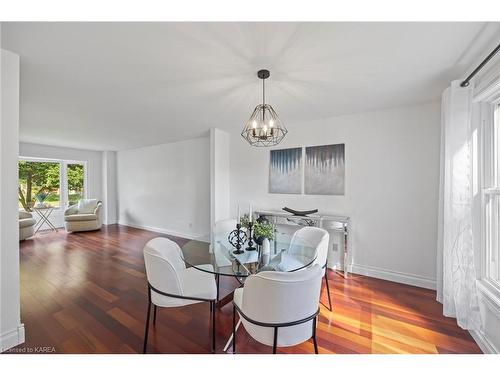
[241, 69, 287, 147]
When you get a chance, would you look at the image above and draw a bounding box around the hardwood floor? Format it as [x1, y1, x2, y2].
[9, 224, 481, 354]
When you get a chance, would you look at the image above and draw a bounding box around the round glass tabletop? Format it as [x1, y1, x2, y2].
[179, 232, 318, 281]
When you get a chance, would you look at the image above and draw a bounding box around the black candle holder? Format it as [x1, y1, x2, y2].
[228, 223, 246, 255]
[245, 221, 256, 251]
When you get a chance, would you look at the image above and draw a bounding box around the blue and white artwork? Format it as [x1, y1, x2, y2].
[305, 144, 345, 195]
[269, 147, 302, 194]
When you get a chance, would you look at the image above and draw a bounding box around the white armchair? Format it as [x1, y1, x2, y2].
[19, 210, 36, 240]
[142, 237, 217, 353]
[232, 264, 323, 354]
[64, 199, 102, 232]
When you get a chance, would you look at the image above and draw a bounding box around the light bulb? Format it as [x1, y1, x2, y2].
[252, 121, 257, 129]
[269, 119, 274, 127]
[263, 125, 268, 132]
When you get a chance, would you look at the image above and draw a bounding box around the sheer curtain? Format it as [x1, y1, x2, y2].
[436, 80, 482, 330]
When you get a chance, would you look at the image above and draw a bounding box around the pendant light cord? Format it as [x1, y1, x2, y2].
[262, 77, 265, 106]
[262, 76, 266, 123]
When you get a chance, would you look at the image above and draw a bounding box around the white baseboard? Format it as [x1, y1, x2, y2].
[470, 329, 498, 354]
[0, 324, 25, 353]
[119, 221, 209, 242]
[350, 263, 436, 290]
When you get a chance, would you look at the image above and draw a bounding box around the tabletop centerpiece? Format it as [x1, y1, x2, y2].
[240, 213, 274, 246]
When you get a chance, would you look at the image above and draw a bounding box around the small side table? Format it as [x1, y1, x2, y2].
[33, 206, 58, 234]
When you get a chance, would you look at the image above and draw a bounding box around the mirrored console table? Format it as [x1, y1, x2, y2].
[254, 210, 351, 277]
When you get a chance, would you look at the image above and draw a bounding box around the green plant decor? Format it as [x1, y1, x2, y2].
[240, 214, 274, 241]
[253, 222, 274, 240]
[239, 214, 275, 241]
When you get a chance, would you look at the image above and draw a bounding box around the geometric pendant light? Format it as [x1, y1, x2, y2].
[241, 69, 287, 147]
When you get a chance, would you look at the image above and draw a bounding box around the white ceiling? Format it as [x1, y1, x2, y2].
[1, 22, 496, 150]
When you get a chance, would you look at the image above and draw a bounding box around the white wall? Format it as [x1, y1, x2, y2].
[1, 49, 25, 351]
[117, 137, 210, 239]
[102, 151, 118, 225]
[210, 128, 230, 246]
[229, 101, 441, 289]
[19, 142, 104, 228]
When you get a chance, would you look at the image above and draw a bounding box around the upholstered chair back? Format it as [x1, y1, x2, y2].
[290, 227, 329, 273]
[19, 210, 33, 220]
[76, 198, 100, 213]
[143, 237, 187, 304]
[214, 219, 237, 246]
[240, 264, 323, 347]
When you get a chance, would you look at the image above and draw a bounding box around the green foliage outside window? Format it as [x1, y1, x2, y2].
[67, 164, 85, 205]
[18, 161, 85, 210]
[18, 161, 60, 210]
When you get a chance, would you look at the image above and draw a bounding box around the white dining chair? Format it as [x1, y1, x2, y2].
[232, 264, 323, 354]
[287, 227, 332, 310]
[142, 237, 217, 353]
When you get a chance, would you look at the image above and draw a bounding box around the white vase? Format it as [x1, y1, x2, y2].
[261, 238, 271, 266]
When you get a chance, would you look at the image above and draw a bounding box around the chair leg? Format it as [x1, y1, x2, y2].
[273, 327, 278, 354]
[153, 305, 157, 325]
[211, 300, 216, 353]
[325, 270, 332, 311]
[142, 290, 152, 354]
[312, 317, 318, 354]
[232, 304, 236, 354]
[216, 275, 220, 302]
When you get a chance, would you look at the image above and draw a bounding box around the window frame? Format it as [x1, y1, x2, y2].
[64, 161, 88, 207]
[475, 72, 500, 294]
[18, 156, 88, 211]
[484, 105, 500, 288]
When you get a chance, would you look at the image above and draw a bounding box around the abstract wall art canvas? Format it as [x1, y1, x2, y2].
[305, 144, 345, 195]
[269, 147, 303, 194]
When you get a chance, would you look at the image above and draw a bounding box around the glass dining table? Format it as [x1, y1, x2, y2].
[180, 233, 318, 296]
[179, 231, 318, 351]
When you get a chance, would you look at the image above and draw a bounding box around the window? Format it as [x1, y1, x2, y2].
[18, 158, 87, 210]
[67, 163, 85, 206]
[18, 160, 61, 209]
[484, 104, 500, 284]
